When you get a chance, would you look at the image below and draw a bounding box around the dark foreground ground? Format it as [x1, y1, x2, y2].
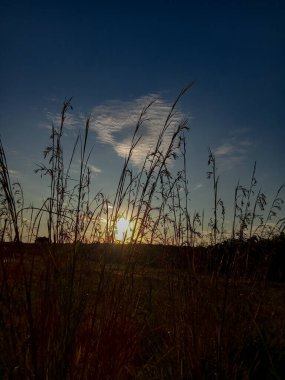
[0, 240, 285, 379]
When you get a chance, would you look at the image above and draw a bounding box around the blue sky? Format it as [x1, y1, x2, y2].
[1, 0, 285, 236]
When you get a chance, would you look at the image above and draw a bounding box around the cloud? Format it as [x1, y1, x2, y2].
[89, 95, 188, 167]
[8, 169, 19, 176]
[213, 132, 253, 172]
[193, 183, 203, 190]
[239, 139, 252, 147]
[40, 111, 80, 131]
[214, 143, 235, 157]
[39, 94, 189, 169]
[89, 164, 102, 174]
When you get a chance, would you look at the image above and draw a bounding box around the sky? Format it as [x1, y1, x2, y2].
[1, 0, 285, 237]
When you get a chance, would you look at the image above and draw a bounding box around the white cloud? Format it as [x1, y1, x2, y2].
[213, 129, 253, 172]
[8, 169, 19, 176]
[89, 164, 102, 174]
[89, 95, 188, 167]
[214, 143, 235, 157]
[39, 94, 189, 169]
[193, 183, 203, 190]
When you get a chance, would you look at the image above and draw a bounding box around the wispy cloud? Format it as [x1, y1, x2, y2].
[214, 143, 235, 157]
[8, 169, 19, 176]
[193, 183, 203, 191]
[89, 164, 102, 174]
[89, 95, 187, 167]
[39, 94, 188, 168]
[40, 111, 80, 131]
[213, 130, 253, 171]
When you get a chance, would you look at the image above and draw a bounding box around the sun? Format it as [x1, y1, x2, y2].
[115, 217, 134, 242]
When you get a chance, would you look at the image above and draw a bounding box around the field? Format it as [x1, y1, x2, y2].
[1, 241, 285, 379]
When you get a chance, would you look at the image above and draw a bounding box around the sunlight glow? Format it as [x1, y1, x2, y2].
[115, 217, 134, 242]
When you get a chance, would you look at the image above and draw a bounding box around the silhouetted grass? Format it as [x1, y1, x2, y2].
[0, 87, 285, 379]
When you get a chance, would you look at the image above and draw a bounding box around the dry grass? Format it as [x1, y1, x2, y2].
[0, 87, 285, 379]
[1, 243, 285, 379]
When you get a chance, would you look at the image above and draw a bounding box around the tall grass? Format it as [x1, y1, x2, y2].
[0, 87, 285, 379]
[0, 140, 23, 244]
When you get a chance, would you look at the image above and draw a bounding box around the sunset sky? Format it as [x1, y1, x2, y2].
[1, 0, 285, 232]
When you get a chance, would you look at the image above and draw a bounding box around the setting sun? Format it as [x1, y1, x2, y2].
[115, 217, 134, 242]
